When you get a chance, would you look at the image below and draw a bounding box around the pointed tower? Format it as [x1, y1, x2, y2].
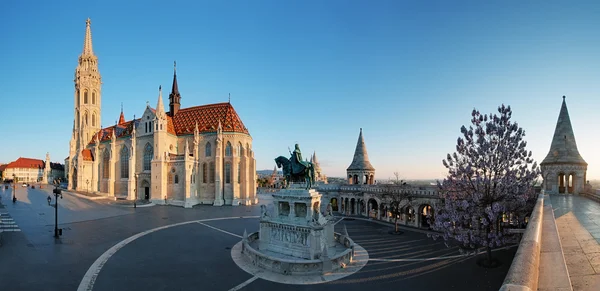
[152, 86, 168, 203]
[311, 151, 326, 183]
[540, 96, 588, 194]
[118, 104, 126, 125]
[347, 128, 375, 185]
[169, 61, 181, 117]
[69, 18, 102, 190]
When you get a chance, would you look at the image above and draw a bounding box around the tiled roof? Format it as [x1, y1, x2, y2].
[88, 102, 248, 146]
[82, 149, 94, 161]
[0, 164, 7, 171]
[6, 157, 44, 169]
[171, 102, 249, 135]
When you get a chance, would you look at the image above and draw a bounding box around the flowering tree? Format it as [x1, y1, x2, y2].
[432, 104, 540, 266]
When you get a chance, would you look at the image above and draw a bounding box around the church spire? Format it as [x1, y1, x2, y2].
[82, 18, 94, 56]
[169, 61, 181, 116]
[541, 96, 587, 166]
[347, 128, 375, 171]
[118, 103, 126, 124]
[156, 85, 165, 116]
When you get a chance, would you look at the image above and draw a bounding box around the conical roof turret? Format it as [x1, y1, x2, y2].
[541, 96, 587, 166]
[347, 128, 375, 171]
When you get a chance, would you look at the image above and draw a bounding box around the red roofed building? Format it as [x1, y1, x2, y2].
[3, 154, 65, 183]
[66, 19, 256, 207]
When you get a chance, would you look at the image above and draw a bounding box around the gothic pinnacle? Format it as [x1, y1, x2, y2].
[82, 18, 94, 55]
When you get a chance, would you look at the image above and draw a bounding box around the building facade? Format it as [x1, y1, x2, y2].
[540, 96, 588, 194]
[3, 155, 64, 183]
[66, 19, 257, 207]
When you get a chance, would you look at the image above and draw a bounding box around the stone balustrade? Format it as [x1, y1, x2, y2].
[499, 193, 545, 291]
[316, 184, 442, 197]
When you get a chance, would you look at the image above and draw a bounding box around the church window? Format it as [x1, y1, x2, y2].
[202, 163, 207, 183]
[237, 142, 243, 157]
[92, 91, 96, 104]
[168, 172, 173, 184]
[76, 90, 80, 107]
[237, 162, 241, 183]
[120, 146, 129, 179]
[102, 150, 110, 179]
[225, 162, 231, 184]
[205, 142, 212, 157]
[174, 174, 179, 184]
[225, 142, 232, 157]
[145, 122, 148, 133]
[84, 112, 89, 126]
[84, 91, 89, 104]
[92, 113, 96, 127]
[143, 143, 153, 171]
[209, 162, 215, 183]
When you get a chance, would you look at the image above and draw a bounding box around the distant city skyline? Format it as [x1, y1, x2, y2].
[1, 1, 599, 180]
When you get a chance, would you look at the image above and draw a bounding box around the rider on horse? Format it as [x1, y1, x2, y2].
[291, 144, 311, 174]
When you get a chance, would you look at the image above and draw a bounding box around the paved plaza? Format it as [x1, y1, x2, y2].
[1, 187, 516, 291]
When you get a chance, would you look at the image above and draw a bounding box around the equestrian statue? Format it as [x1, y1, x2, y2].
[274, 143, 316, 189]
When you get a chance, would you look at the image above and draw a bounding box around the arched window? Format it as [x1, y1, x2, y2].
[84, 112, 89, 126]
[238, 142, 243, 157]
[205, 142, 212, 157]
[102, 150, 110, 179]
[174, 174, 179, 184]
[92, 91, 96, 104]
[92, 113, 96, 127]
[143, 143, 153, 171]
[76, 90, 80, 107]
[237, 162, 241, 183]
[209, 162, 215, 183]
[84, 90, 89, 104]
[225, 142, 232, 157]
[168, 172, 173, 184]
[202, 163, 207, 183]
[120, 146, 129, 179]
[225, 162, 231, 183]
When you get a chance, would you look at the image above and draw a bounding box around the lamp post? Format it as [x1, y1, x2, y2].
[12, 174, 16, 203]
[134, 173, 138, 208]
[49, 182, 63, 238]
[86, 179, 89, 193]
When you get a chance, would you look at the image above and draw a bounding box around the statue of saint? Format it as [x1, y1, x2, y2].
[325, 203, 333, 217]
[291, 144, 311, 173]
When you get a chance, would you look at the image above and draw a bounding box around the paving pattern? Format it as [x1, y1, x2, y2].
[551, 194, 600, 291]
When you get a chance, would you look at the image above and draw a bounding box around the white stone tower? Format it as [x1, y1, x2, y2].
[540, 96, 587, 194]
[347, 128, 375, 185]
[69, 18, 102, 190]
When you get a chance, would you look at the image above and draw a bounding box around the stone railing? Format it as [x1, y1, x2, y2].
[499, 193, 544, 291]
[316, 184, 442, 197]
[581, 188, 600, 203]
[242, 231, 354, 275]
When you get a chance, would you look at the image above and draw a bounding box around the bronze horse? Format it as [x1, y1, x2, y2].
[275, 156, 315, 189]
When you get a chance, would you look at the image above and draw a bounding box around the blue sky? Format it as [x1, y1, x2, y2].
[1, 1, 599, 180]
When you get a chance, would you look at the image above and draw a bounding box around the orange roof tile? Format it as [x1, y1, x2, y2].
[171, 102, 249, 135]
[6, 157, 44, 169]
[82, 149, 94, 161]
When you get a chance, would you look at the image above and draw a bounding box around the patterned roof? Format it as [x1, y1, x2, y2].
[82, 149, 94, 161]
[170, 102, 249, 135]
[88, 102, 248, 146]
[6, 157, 44, 169]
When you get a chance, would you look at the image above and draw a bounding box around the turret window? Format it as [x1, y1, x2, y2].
[225, 142, 232, 157]
[84, 91, 89, 104]
[205, 142, 212, 157]
[209, 162, 215, 183]
[225, 162, 231, 183]
[120, 146, 129, 179]
[102, 150, 110, 179]
[143, 143, 153, 171]
[238, 142, 243, 157]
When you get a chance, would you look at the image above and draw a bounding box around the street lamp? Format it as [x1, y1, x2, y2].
[134, 173, 138, 208]
[12, 174, 16, 203]
[86, 179, 89, 193]
[49, 182, 63, 238]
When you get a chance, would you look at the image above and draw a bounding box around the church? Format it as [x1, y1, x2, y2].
[65, 19, 257, 207]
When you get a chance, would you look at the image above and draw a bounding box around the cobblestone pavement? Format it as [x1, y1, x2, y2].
[0, 186, 515, 291]
[551, 194, 600, 291]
